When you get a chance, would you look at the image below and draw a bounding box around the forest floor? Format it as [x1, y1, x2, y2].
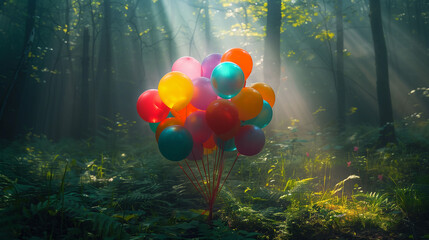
[1, 122, 429, 239]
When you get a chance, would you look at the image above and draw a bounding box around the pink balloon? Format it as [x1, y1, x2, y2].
[235, 125, 265, 156]
[187, 142, 203, 161]
[191, 77, 218, 110]
[185, 111, 212, 143]
[172, 56, 202, 80]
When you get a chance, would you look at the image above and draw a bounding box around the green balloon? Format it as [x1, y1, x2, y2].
[158, 125, 193, 161]
[211, 62, 244, 99]
[243, 100, 272, 128]
[149, 112, 174, 133]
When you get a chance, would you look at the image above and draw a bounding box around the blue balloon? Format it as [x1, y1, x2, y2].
[243, 100, 273, 128]
[149, 112, 174, 133]
[211, 62, 245, 99]
[158, 125, 193, 161]
[214, 136, 236, 152]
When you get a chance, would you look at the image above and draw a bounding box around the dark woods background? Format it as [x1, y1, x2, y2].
[1, 1, 429, 239]
[1, 0, 428, 143]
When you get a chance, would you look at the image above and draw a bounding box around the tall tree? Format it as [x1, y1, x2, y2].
[96, 0, 113, 127]
[369, 0, 396, 145]
[203, 0, 214, 55]
[155, 0, 177, 65]
[79, 27, 90, 137]
[263, 0, 281, 91]
[336, 0, 345, 132]
[62, 0, 78, 138]
[0, 0, 37, 138]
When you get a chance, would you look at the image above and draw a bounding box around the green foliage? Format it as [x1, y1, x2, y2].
[216, 120, 429, 239]
[391, 184, 429, 221]
[0, 134, 261, 239]
[1, 121, 429, 239]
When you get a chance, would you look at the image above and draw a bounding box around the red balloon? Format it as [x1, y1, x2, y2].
[216, 120, 240, 140]
[137, 89, 170, 123]
[206, 99, 240, 136]
[203, 135, 216, 149]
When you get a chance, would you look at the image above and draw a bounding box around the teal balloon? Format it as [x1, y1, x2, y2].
[211, 62, 245, 99]
[149, 112, 174, 133]
[158, 125, 193, 161]
[214, 136, 236, 152]
[149, 122, 160, 133]
[243, 100, 272, 128]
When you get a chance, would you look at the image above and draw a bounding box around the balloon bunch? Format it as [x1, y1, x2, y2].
[137, 48, 275, 221]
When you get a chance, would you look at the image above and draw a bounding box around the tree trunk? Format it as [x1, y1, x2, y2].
[63, 0, 76, 138]
[155, 0, 176, 65]
[96, 0, 113, 127]
[414, 0, 424, 48]
[43, 39, 64, 140]
[204, 1, 213, 55]
[80, 27, 90, 137]
[0, 0, 36, 138]
[263, 0, 281, 91]
[88, 0, 98, 137]
[369, 0, 396, 145]
[336, 0, 345, 132]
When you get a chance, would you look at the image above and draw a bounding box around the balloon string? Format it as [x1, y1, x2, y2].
[218, 153, 240, 194]
[178, 163, 206, 203]
[213, 147, 225, 201]
[206, 150, 212, 199]
[211, 143, 224, 206]
[193, 157, 210, 200]
[213, 143, 222, 197]
[211, 145, 219, 200]
[200, 152, 210, 199]
[185, 160, 208, 202]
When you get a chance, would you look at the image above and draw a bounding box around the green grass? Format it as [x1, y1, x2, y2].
[0, 120, 429, 239]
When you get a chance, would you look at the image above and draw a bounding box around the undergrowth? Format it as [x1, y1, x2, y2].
[0, 119, 428, 239]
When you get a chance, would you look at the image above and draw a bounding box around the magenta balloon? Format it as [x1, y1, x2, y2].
[172, 56, 202, 80]
[187, 142, 204, 161]
[201, 53, 222, 78]
[184, 111, 212, 143]
[191, 77, 218, 110]
[235, 125, 265, 156]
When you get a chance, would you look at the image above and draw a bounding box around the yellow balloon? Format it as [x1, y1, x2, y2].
[158, 71, 194, 111]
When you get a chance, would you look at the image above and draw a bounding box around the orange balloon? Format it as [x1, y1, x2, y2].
[155, 118, 183, 141]
[221, 48, 253, 80]
[251, 82, 275, 107]
[231, 87, 263, 121]
[171, 103, 198, 123]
